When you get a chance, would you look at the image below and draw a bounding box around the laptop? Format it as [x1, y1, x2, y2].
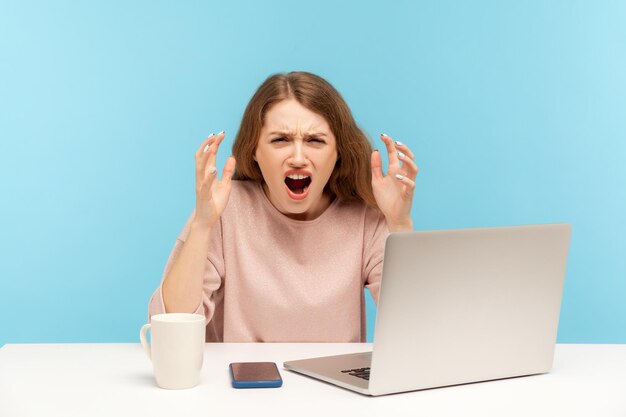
[283, 224, 571, 396]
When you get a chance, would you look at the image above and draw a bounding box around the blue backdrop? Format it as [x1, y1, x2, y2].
[1, 1, 625, 346]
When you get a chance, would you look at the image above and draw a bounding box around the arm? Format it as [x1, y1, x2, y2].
[160, 131, 235, 313]
[363, 209, 390, 305]
[147, 214, 224, 321]
[161, 219, 214, 313]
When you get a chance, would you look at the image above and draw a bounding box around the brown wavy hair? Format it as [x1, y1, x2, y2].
[232, 71, 377, 207]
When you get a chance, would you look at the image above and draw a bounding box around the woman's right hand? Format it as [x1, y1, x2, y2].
[194, 131, 236, 227]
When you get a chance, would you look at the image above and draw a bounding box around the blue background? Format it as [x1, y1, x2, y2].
[1, 1, 625, 346]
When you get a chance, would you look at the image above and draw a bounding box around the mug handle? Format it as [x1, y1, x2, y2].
[139, 323, 152, 360]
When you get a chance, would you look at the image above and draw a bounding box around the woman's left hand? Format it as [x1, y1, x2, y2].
[371, 133, 418, 232]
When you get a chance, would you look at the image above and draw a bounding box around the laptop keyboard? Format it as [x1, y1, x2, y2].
[341, 367, 370, 380]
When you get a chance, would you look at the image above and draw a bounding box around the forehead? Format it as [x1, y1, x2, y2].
[263, 99, 331, 133]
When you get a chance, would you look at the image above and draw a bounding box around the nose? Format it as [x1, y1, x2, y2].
[288, 141, 307, 167]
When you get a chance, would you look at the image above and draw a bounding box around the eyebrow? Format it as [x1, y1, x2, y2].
[268, 131, 328, 138]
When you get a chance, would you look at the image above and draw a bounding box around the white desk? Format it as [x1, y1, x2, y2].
[0, 343, 625, 417]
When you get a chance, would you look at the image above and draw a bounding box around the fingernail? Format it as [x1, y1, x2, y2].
[203, 145, 210, 153]
[210, 167, 217, 174]
[381, 133, 388, 137]
[395, 141, 403, 146]
[218, 130, 225, 135]
[208, 133, 215, 138]
[397, 151, 405, 159]
[395, 174, 404, 180]
[373, 149, 379, 152]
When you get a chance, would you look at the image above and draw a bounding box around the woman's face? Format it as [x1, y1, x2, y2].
[255, 98, 338, 220]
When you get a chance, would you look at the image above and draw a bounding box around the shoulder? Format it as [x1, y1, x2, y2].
[222, 180, 265, 218]
[333, 199, 385, 224]
[228, 180, 263, 202]
[325, 199, 388, 240]
[362, 204, 388, 239]
[363, 203, 386, 225]
[335, 200, 388, 244]
[175, 181, 262, 241]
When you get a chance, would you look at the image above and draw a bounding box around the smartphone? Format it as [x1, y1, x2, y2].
[229, 362, 283, 388]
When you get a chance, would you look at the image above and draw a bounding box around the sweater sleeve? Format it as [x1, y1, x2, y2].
[363, 208, 390, 305]
[148, 211, 225, 326]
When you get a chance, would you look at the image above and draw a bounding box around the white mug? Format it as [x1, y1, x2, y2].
[140, 313, 205, 389]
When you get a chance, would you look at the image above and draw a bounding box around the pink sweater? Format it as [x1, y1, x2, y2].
[148, 180, 389, 342]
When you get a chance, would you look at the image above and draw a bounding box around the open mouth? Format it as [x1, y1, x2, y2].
[284, 174, 312, 195]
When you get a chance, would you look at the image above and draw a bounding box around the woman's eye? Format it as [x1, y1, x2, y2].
[271, 137, 287, 143]
[308, 138, 325, 144]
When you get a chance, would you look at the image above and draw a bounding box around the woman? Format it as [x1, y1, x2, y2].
[148, 71, 418, 342]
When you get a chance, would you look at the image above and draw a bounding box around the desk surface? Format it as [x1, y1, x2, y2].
[1, 343, 625, 417]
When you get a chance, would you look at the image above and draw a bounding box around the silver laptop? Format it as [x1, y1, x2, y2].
[283, 224, 571, 396]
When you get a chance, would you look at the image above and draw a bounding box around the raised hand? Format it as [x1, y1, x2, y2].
[194, 131, 236, 227]
[371, 133, 418, 232]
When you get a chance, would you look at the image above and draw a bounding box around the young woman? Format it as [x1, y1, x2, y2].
[148, 72, 418, 342]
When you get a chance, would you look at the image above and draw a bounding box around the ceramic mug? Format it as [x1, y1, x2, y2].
[140, 313, 205, 389]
